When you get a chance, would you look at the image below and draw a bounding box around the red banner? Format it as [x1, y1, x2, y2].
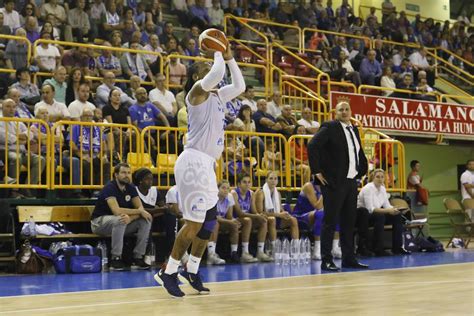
[330, 92, 474, 139]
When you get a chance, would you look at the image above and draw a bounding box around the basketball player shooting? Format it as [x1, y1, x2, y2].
[155, 30, 245, 298]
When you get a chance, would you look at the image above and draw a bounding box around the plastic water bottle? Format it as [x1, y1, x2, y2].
[97, 242, 108, 272]
[145, 241, 156, 267]
[28, 216, 36, 238]
[282, 238, 290, 265]
[290, 239, 300, 265]
[299, 238, 306, 264]
[274, 239, 282, 265]
[303, 238, 311, 264]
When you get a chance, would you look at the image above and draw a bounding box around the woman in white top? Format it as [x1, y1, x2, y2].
[234, 103, 265, 161]
[356, 169, 410, 257]
[254, 171, 299, 244]
[380, 67, 396, 96]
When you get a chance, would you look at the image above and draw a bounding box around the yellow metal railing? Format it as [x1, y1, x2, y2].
[302, 27, 373, 53]
[280, 80, 328, 123]
[0, 34, 32, 68]
[51, 121, 140, 189]
[358, 85, 441, 102]
[0, 117, 50, 189]
[32, 39, 163, 86]
[440, 94, 474, 105]
[287, 135, 312, 190]
[358, 5, 449, 25]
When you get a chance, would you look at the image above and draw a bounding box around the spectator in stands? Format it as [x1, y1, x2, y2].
[359, 49, 382, 86]
[233, 103, 264, 159]
[294, 2, 316, 29]
[293, 180, 342, 260]
[230, 174, 273, 263]
[0, 0, 20, 32]
[331, 37, 349, 60]
[0, 12, 11, 47]
[62, 46, 90, 75]
[266, 92, 284, 119]
[101, 0, 123, 38]
[460, 160, 474, 220]
[35, 84, 71, 122]
[40, 21, 60, 41]
[90, 0, 106, 39]
[5, 28, 28, 71]
[380, 67, 396, 96]
[392, 73, 416, 99]
[409, 46, 435, 86]
[122, 19, 139, 45]
[40, 0, 66, 31]
[0, 99, 45, 198]
[415, 78, 436, 101]
[208, 0, 224, 27]
[129, 87, 170, 156]
[277, 104, 298, 138]
[159, 22, 179, 48]
[95, 71, 135, 108]
[23, 16, 39, 44]
[68, 0, 90, 42]
[283, 20, 300, 48]
[149, 73, 178, 124]
[168, 53, 187, 88]
[68, 83, 96, 120]
[263, 138, 283, 172]
[190, 0, 210, 29]
[298, 107, 320, 134]
[91, 163, 152, 271]
[392, 47, 408, 69]
[121, 40, 154, 81]
[146, 0, 163, 27]
[97, 42, 123, 77]
[125, 75, 141, 100]
[392, 58, 413, 83]
[43, 66, 68, 104]
[315, 48, 344, 81]
[109, 30, 123, 50]
[65, 68, 87, 106]
[255, 171, 300, 243]
[19, 3, 37, 26]
[9, 88, 33, 119]
[289, 125, 311, 184]
[103, 88, 131, 125]
[253, 99, 282, 134]
[35, 32, 61, 72]
[337, 50, 361, 87]
[11, 68, 40, 112]
[356, 169, 409, 257]
[406, 159, 427, 212]
[183, 38, 200, 64]
[143, 34, 163, 75]
[133, 167, 178, 265]
[240, 85, 257, 113]
[141, 20, 157, 45]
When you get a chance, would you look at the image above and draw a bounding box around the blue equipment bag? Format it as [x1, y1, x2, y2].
[54, 245, 101, 273]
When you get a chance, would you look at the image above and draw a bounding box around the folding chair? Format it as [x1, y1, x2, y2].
[443, 198, 474, 249]
[391, 198, 427, 237]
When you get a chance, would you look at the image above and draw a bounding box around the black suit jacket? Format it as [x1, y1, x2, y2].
[308, 120, 368, 188]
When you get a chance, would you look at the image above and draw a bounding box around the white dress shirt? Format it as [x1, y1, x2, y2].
[357, 182, 393, 214]
[460, 170, 474, 201]
[340, 121, 360, 179]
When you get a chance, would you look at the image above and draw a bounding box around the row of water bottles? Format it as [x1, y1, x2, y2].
[274, 238, 311, 265]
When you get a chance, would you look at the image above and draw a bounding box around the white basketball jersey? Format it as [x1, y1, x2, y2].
[185, 92, 225, 160]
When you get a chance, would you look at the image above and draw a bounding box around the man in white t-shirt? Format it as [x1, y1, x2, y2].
[0, 0, 20, 32]
[68, 83, 96, 120]
[266, 91, 285, 118]
[149, 73, 178, 120]
[34, 84, 71, 122]
[460, 160, 474, 219]
[35, 32, 61, 72]
[297, 107, 320, 134]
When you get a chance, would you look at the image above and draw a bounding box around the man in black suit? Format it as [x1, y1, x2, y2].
[308, 101, 369, 271]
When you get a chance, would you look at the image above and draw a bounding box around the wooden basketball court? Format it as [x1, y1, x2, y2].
[0, 263, 472, 315]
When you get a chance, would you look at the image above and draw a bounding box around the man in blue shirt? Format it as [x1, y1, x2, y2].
[129, 87, 170, 131]
[253, 99, 283, 134]
[91, 163, 153, 271]
[359, 49, 382, 86]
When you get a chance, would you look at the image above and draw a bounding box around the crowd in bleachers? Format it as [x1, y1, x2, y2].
[0, 0, 471, 200]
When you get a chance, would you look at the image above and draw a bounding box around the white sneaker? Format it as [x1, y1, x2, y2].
[332, 247, 342, 259]
[256, 252, 274, 262]
[207, 253, 226, 265]
[312, 243, 321, 260]
[240, 252, 258, 263]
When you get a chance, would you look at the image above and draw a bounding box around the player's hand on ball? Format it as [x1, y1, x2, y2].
[223, 44, 233, 61]
[201, 43, 219, 59]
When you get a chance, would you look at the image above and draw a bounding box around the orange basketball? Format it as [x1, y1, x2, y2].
[199, 28, 229, 53]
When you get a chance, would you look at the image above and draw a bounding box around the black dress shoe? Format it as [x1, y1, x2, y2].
[341, 260, 369, 269]
[321, 260, 340, 272]
[357, 248, 375, 257]
[392, 248, 411, 255]
[374, 250, 392, 257]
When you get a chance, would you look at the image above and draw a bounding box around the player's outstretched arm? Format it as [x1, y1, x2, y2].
[218, 46, 246, 103]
